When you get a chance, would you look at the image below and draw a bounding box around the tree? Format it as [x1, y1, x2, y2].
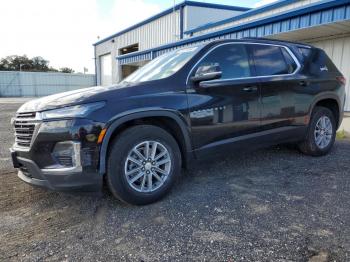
[59, 67, 74, 73]
[0, 55, 74, 73]
[31, 56, 51, 72]
[0, 55, 32, 71]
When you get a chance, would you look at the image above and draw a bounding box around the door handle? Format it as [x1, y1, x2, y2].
[299, 81, 308, 87]
[242, 86, 257, 92]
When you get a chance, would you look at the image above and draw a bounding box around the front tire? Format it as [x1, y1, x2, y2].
[107, 125, 182, 205]
[298, 106, 336, 156]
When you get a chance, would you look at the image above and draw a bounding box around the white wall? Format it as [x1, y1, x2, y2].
[95, 10, 181, 84]
[183, 6, 243, 33]
[308, 35, 350, 111]
[100, 53, 112, 86]
[95, 41, 115, 85]
[192, 0, 322, 36]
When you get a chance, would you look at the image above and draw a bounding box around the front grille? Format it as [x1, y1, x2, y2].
[14, 112, 38, 148]
[16, 112, 36, 119]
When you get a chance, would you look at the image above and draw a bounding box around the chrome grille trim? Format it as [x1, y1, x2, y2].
[13, 112, 41, 149]
[16, 112, 36, 119]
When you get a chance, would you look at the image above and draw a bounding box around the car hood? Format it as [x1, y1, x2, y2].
[17, 85, 125, 113]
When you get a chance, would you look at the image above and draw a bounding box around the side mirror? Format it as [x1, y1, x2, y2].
[191, 63, 222, 83]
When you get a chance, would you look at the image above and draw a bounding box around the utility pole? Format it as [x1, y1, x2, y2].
[18, 64, 22, 96]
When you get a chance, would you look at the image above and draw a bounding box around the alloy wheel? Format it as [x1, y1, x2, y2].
[124, 141, 172, 192]
[314, 115, 333, 149]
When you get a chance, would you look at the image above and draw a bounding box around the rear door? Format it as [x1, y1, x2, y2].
[248, 44, 305, 131]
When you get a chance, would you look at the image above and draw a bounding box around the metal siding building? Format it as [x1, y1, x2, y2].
[184, 0, 322, 36]
[94, 0, 350, 111]
[94, 1, 249, 85]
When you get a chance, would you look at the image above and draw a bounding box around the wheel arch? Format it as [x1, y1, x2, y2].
[309, 93, 341, 129]
[99, 109, 193, 175]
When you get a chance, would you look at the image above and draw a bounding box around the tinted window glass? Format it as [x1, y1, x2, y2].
[122, 46, 202, 84]
[281, 48, 297, 74]
[298, 47, 312, 59]
[302, 48, 338, 75]
[313, 50, 338, 73]
[252, 45, 293, 76]
[197, 44, 251, 79]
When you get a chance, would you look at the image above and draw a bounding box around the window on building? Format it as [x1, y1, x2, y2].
[119, 44, 139, 55]
[251, 45, 297, 76]
[100, 53, 112, 86]
[196, 44, 252, 79]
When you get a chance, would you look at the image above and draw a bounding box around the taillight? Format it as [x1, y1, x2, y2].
[336, 76, 346, 85]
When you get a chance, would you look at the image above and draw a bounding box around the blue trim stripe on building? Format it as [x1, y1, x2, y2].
[93, 1, 250, 46]
[117, 0, 350, 65]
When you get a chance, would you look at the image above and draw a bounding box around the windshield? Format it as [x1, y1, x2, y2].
[121, 46, 201, 84]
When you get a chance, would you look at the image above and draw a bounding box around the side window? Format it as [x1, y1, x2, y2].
[197, 44, 251, 79]
[281, 48, 297, 74]
[252, 45, 297, 76]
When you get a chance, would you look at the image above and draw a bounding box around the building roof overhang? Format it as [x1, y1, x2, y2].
[93, 1, 250, 46]
[117, 0, 350, 66]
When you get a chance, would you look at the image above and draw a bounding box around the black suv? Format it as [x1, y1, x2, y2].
[11, 39, 346, 205]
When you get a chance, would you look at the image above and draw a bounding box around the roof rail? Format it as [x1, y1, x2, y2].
[242, 37, 313, 48]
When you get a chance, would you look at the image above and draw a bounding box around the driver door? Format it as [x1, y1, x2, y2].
[186, 43, 261, 153]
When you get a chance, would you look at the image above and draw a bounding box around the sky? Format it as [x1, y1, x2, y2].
[0, 0, 278, 74]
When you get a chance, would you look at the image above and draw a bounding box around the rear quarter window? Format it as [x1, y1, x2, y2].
[301, 48, 339, 75]
[298, 47, 312, 60]
[317, 50, 338, 73]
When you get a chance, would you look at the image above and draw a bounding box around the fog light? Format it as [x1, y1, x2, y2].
[52, 141, 81, 168]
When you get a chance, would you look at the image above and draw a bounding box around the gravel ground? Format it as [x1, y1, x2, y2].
[0, 99, 349, 261]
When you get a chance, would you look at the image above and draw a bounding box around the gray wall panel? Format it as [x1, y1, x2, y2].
[0, 71, 95, 97]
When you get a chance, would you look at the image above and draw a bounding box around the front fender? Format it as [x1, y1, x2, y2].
[98, 109, 192, 175]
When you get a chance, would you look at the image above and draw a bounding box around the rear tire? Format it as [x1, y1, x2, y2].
[107, 125, 181, 205]
[298, 106, 336, 156]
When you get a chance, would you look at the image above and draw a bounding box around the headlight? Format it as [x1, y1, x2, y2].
[40, 102, 105, 120]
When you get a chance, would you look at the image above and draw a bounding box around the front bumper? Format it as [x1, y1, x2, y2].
[10, 117, 105, 191]
[11, 148, 102, 191]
